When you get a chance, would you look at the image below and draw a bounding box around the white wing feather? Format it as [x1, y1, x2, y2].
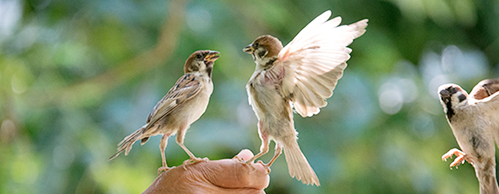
[279, 10, 368, 117]
[472, 79, 499, 110]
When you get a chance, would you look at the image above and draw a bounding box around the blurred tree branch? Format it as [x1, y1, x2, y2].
[54, 0, 188, 107]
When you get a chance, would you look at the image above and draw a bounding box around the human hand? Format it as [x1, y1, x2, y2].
[142, 149, 270, 194]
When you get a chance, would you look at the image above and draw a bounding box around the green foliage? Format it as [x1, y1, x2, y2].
[1, 0, 499, 193]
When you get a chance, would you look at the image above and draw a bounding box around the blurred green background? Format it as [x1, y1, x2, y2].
[1, 0, 499, 193]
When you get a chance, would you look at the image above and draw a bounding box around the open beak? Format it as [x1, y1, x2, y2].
[205, 51, 220, 63]
[243, 44, 254, 53]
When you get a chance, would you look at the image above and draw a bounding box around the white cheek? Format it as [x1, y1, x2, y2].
[198, 62, 207, 70]
[442, 105, 448, 112]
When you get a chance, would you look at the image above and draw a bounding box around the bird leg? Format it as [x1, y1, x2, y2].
[256, 143, 282, 174]
[245, 121, 270, 164]
[243, 121, 273, 173]
[246, 137, 269, 165]
[176, 126, 208, 166]
[158, 134, 171, 175]
[179, 143, 209, 166]
[442, 148, 467, 169]
[266, 143, 283, 167]
[244, 136, 269, 172]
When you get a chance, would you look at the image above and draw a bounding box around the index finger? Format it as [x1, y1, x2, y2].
[197, 150, 269, 190]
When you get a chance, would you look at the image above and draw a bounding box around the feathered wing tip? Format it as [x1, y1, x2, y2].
[283, 140, 320, 186]
[108, 125, 146, 161]
[290, 10, 332, 44]
[349, 19, 368, 39]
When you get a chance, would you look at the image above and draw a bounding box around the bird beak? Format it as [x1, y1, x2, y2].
[243, 44, 254, 53]
[205, 51, 220, 63]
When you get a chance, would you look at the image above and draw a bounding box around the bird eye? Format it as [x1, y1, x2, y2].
[196, 53, 203, 59]
[254, 43, 259, 48]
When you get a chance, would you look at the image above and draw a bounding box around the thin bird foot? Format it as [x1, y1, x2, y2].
[181, 157, 209, 170]
[157, 166, 171, 175]
[243, 154, 260, 165]
[244, 159, 254, 165]
[241, 159, 257, 171]
[241, 159, 271, 174]
[257, 160, 271, 174]
[233, 155, 245, 162]
[182, 157, 209, 166]
[442, 148, 467, 169]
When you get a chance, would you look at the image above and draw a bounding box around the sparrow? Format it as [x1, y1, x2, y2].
[439, 78, 499, 194]
[242, 10, 368, 186]
[109, 50, 220, 174]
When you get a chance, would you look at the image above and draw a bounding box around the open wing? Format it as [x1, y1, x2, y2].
[469, 78, 499, 100]
[145, 73, 202, 128]
[471, 78, 499, 113]
[279, 10, 368, 117]
[470, 78, 499, 146]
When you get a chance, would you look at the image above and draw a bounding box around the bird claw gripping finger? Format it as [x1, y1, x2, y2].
[181, 157, 210, 170]
[157, 166, 171, 175]
[245, 162, 256, 171]
[257, 160, 271, 174]
[241, 160, 271, 174]
[240, 159, 258, 172]
[233, 155, 245, 162]
[184, 157, 209, 165]
[442, 148, 466, 169]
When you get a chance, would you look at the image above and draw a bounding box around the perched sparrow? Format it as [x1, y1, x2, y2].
[439, 78, 499, 194]
[109, 50, 220, 174]
[242, 10, 368, 186]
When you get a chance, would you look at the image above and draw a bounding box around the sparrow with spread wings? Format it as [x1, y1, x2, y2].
[439, 78, 499, 194]
[242, 10, 368, 186]
[109, 50, 220, 174]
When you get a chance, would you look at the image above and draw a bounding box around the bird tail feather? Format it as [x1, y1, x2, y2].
[477, 166, 499, 194]
[283, 140, 320, 186]
[108, 125, 147, 161]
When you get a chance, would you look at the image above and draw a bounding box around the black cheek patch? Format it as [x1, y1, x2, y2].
[445, 100, 455, 120]
[190, 63, 200, 72]
[207, 66, 213, 78]
[458, 94, 466, 102]
[257, 50, 266, 58]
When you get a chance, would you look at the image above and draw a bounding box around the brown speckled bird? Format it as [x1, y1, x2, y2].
[109, 50, 220, 174]
[243, 10, 368, 186]
[439, 78, 499, 194]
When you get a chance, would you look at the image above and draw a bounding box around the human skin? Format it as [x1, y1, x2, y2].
[143, 149, 270, 194]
